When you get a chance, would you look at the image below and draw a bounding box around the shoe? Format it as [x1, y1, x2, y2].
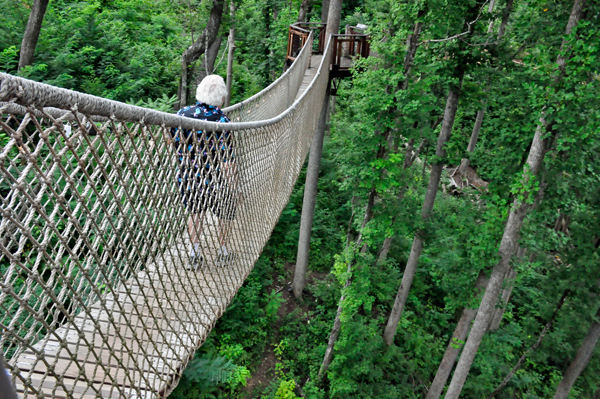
[217, 252, 235, 267]
[186, 254, 203, 270]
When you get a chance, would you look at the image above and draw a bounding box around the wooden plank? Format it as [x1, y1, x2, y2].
[14, 373, 152, 399]
[16, 356, 162, 391]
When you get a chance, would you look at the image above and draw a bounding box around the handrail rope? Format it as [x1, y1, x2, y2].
[0, 33, 314, 132]
[221, 30, 313, 115]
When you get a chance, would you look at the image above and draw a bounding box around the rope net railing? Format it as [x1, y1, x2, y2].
[222, 28, 312, 123]
[0, 32, 332, 398]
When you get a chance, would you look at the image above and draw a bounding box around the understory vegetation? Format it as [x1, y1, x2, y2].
[2, 0, 599, 398]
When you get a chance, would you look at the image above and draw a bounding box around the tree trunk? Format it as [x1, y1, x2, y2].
[320, 14, 425, 375]
[556, 0, 586, 75]
[319, 263, 351, 377]
[321, 0, 330, 24]
[485, 0, 496, 33]
[442, 4, 586, 383]
[457, 108, 485, 175]
[426, 273, 488, 399]
[376, 236, 392, 264]
[325, 0, 342, 38]
[197, 37, 223, 84]
[383, 78, 463, 346]
[488, 267, 517, 331]
[496, 0, 514, 39]
[358, 187, 377, 253]
[457, 0, 512, 176]
[18, 0, 49, 70]
[554, 307, 600, 399]
[297, 0, 311, 22]
[444, 117, 549, 398]
[401, 20, 423, 90]
[225, 1, 236, 108]
[178, 0, 226, 108]
[292, 87, 330, 300]
[488, 290, 570, 399]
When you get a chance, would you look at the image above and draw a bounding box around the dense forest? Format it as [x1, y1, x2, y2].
[2, 0, 599, 398]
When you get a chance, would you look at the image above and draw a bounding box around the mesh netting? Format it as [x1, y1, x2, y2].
[0, 33, 331, 398]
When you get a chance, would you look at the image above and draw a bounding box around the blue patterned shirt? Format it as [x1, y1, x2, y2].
[171, 102, 232, 187]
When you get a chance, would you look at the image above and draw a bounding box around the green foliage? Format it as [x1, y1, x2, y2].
[170, 353, 250, 399]
[274, 379, 299, 399]
[4, 0, 600, 397]
[0, 46, 18, 72]
[128, 93, 179, 112]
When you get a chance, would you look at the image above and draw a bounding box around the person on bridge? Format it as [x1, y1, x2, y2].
[169, 74, 237, 268]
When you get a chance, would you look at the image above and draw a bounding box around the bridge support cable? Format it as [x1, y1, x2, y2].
[0, 31, 332, 398]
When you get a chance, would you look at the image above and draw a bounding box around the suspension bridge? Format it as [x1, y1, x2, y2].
[0, 23, 368, 398]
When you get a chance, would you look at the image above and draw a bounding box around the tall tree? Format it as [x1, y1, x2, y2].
[426, 273, 488, 399]
[382, 75, 463, 345]
[178, 0, 226, 108]
[297, 0, 311, 22]
[444, 3, 586, 396]
[325, 0, 342, 38]
[225, 0, 236, 107]
[292, 87, 330, 300]
[18, 0, 49, 70]
[321, 0, 330, 24]
[554, 308, 600, 399]
[318, 12, 426, 373]
[457, 0, 513, 177]
[488, 289, 570, 399]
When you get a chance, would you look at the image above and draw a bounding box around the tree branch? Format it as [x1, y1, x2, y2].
[418, 0, 491, 46]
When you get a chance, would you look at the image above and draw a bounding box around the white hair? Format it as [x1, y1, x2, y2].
[195, 75, 228, 107]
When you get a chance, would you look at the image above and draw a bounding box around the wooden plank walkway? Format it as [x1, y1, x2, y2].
[11, 57, 323, 399]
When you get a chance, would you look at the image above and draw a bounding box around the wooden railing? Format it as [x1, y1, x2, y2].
[330, 25, 370, 78]
[286, 23, 370, 78]
[286, 23, 327, 68]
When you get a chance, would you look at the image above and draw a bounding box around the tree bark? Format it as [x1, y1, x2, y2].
[554, 307, 600, 399]
[178, 0, 226, 108]
[457, 0, 512, 176]
[457, 108, 485, 175]
[488, 267, 517, 331]
[488, 290, 570, 399]
[18, 0, 50, 70]
[319, 276, 349, 377]
[298, 0, 311, 22]
[321, 0, 330, 24]
[358, 187, 377, 253]
[292, 87, 330, 300]
[325, 0, 342, 39]
[376, 236, 392, 264]
[225, 1, 236, 108]
[485, 0, 496, 33]
[556, 0, 585, 75]
[426, 273, 488, 399]
[197, 37, 223, 84]
[401, 20, 423, 89]
[496, 0, 514, 39]
[383, 77, 463, 346]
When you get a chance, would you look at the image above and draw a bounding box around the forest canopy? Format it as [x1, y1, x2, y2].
[1, 0, 599, 398]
